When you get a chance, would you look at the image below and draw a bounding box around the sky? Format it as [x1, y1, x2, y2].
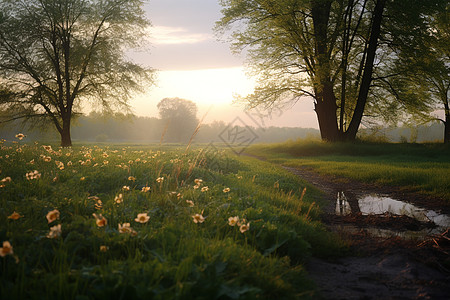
[129, 0, 319, 129]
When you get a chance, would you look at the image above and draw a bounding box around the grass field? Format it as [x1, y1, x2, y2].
[245, 139, 450, 202]
[0, 139, 345, 299]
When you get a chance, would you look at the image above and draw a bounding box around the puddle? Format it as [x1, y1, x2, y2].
[358, 194, 450, 228]
[335, 192, 450, 239]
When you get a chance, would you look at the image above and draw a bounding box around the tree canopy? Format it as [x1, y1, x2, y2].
[216, 0, 447, 142]
[0, 0, 154, 146]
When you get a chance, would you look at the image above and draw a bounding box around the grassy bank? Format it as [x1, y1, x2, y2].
[0, 140, 345, 299]
[245, 139, 450, 202]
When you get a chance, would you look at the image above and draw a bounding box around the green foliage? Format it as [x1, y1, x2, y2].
[0, 139, 345, 299]
[246, 139, 450, 201]
[0, 0, 155, 146]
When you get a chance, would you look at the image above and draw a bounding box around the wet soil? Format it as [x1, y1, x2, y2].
[281, 165, 450, 299]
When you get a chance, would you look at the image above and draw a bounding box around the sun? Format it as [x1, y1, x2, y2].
[131, 67, 255, 116]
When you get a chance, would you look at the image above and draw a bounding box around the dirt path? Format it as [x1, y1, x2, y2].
[282, 165, 450, 299]
[242, 155, 450, 299]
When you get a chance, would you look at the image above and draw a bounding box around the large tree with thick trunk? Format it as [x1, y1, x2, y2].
[0, 0, 154, 147]
[216, 0, 443, 142]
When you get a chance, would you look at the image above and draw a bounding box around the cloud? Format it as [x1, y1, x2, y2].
[150, 26, 212, 45]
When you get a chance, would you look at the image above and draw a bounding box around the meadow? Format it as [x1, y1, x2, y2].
[0, 138, 345, 299]
[245, 139, 450, 203]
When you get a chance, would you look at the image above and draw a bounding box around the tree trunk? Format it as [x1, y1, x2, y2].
[314, 83, 340, 142]
[344, 0, 386, 141]
[60, 115, 72, 147]
[444, 118, 449, 144]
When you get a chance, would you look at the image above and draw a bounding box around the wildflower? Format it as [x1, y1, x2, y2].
[192, 213, 205, 224]
[55, 161, 64, 170]
[274, 181, 279, 189]
[135, 213, 150, 223]
[194, 179, 203, 185]
[114, 193, 123, 204]
[43, 145, 53, 152]
[0, 241, 13, 257]
[201, 186, 209, 192]
[122, 186, 130, 191]
[80, 177, 86, 181]
[66, 152, 71, 157]
[156, 177, 164, 183]
[177, 193, 182, 200]
[94, 199, 102, 210]
[128, 176, 136, 182]
[1, 177, 12, 183]
[193, 184, 200, 190]
[102, 152, 109, 158]
[53, 176, 58, 182]
[93, 213, 107, 227]
[47, 224, 62, 239]
[15, 133, 25, 140]
[118, 223, 137, 236]
[8, 212, 22, 220]
[223, 187, 230, 193]
[228, 216, 239, 226]
[44, 156, 52, 162]
[239, 222, 250, 233]
[29, 159, 35, 164]
[26, 170, 41, 180]
[46, 209, 60, 223]
[141, 186, 151, 192]
[103, 160, 109, 165]
[67, 161, 73, 166]
[100, 245, 109, 252]
[186, 200, 194, 207]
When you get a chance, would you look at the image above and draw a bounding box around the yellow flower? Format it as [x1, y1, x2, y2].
[44, 156, 52, 162]
[46, 209, 60, 223]
[0, 241, 13, 257]
[134, 213, 150, 223]
[194, 179, 203, 185]
[15, 133, 25, 140]
[239, 223, 250, 233]
[223, 187, 230, 193]
[8, 212, 22, 220]
[80, 177, 86, 181]
[93, 213, 107, 227]
[228, 216, 239, 226]
[1, 177, 12, 183]
[100, 245, 109, 252]
[141, 186, 151, 192]
[128, 176, 136, 181]
[201, 186, 209, 192]
[186, 200, 194, 207]
[118, 223, 137, 236]
[26, 170, 41, 180]
[55, 161, 64, 170]
[274, 181, 279, 189]
[114, 193, 123, 204]
[47, 224, 62, 238]
[122, 185, 130, 191]
[156, 177, 164, 183]
[43, 145, 53, 152]
[192, 213, 205, 224]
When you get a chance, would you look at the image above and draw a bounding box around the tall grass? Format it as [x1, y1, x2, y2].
[0, 139, 345, 299]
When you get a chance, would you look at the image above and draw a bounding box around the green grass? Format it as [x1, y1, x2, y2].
[245, 139, 450, 202]
[0, 140, 346, 299]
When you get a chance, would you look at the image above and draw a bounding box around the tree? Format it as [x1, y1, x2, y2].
[381, 3, 449, 143]
[157, 98, 199, 143]
[216, 0, 443, 142]
[0, 0, 154, 147]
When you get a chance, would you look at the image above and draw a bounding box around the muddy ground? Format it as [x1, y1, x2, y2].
[283, 165, 450, 299]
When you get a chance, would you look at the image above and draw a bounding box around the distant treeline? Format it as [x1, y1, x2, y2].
[0, 113, 444, 144]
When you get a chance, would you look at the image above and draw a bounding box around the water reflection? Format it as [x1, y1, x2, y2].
[336, 191, 351, 216]
[358, 194, 450, 228]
